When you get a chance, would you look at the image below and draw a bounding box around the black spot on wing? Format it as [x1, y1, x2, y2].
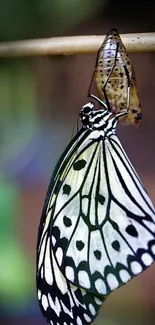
[63, 215, 72, 227]
[94, 250, 102, 260]
[52, 226, 60, 240]
[126, 224, 138, 237]
[63, 184, 71, 195]
[76, 240, 85, 251]
[97, 194, 105, 205]
[112, 240, 120, 251]
[73, 159, 87, 171]
[59, 237, 68, 251]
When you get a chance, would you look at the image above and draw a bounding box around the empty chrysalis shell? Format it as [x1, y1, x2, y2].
[95, 29, 142, 126]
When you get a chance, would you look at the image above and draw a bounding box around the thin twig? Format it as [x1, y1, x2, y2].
[0, 32, 155, 58]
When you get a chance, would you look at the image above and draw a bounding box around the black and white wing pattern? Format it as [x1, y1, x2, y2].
[36, 102, 155, 325]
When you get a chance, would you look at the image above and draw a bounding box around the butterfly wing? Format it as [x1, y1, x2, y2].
[37, 128, 105, 325]
[37, 235, 104, 325]
[37, 127, 155, 324]
[49, 131, 155, 296]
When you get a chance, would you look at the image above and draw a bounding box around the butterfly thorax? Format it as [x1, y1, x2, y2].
[80, 102, 117, 136]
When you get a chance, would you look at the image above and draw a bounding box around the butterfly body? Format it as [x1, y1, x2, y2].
[37, 101, 155, 325]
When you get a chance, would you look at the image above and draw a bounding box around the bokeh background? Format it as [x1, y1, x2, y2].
[0, 0, 155, 324]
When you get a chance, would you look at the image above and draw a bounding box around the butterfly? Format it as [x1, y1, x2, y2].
[91, 28, 142, 126]
[36, 31, 155, 325]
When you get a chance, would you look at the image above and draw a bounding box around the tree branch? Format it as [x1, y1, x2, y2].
[0, 32, 155, 58]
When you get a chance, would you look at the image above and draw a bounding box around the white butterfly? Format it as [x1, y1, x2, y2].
[36, 97, 155, 325]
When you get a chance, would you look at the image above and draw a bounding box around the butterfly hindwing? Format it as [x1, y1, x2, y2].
[37, 237, 105, 325]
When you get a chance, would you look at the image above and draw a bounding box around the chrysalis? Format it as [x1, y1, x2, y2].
[94, 28, 142, 125]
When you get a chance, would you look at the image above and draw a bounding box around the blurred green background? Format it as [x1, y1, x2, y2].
[0, 0, 155, 324]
